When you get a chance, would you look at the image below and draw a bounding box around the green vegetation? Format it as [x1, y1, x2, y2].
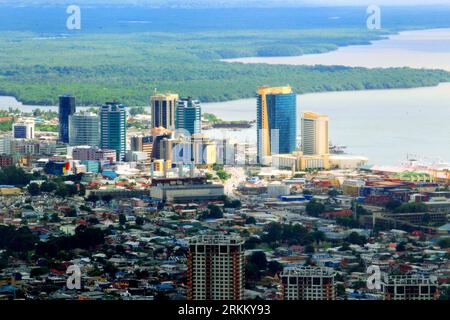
[0, 166, 35, 187]
[0, 30, 450, 105]
[36, 124, 58, 132]
[0, 120, 13, 132]
[305, 199, 325, 217]
[394, 202, 428, 213]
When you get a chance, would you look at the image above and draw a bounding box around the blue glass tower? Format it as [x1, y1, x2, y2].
[59, 94, 76, 143]
[100, 102, 127, 161]
[257, 86, 297, 162]
[176, 97, 202, 135]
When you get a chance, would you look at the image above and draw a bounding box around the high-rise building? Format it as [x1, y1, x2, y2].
[150, 93, 179, 130]
[13, 120, 35, 139]
[187, 235, 245, 300]
[0, 134, 12, 155]
[69, 111, 100, 147]
[281, 267, 336, 300]
[257, 86, 297, 163]
[381, 274, 439, 300]
[176, 97, 202, 135]
[100, 102, 126, 161]
[130, 135, 154, 160]
[59, 95, 76, 143]
[301, 112, 329, 156]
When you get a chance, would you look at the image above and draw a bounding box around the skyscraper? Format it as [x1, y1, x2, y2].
[59, 95, 76, 143]
[100, 102, 126, 161]
[176, 97, 202, 135]
[69, 111, 100, 147]
[150, 93, 179, 130]
[301, 112, 329, 156]
[257, 86, 297, 163]
[187, 235, 244, 300]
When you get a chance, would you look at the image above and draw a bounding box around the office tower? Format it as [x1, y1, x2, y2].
[187, 235, 245, 300]
[0, 134, 12, 155]
[381, 274, 439, 300]
[13, 120, 35, 139]
[150, 93, 179, 130]
[301, 112, 329, 155]
[100, 102, 126, 161]
[176, 97, 202, 135]
[59, 95, 76, 143]
[69, 111, 100, 147]
[257, 86, 297, 163]
[130, 135, 154, 160]
[281, 267, 336, 300]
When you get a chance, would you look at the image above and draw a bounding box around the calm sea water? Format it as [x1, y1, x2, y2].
[224, 28, 450, 71]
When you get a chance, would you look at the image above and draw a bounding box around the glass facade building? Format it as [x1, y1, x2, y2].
[69, 111, 100, 147]
[59, 95, 76, 143]
[100, 102, 127, 161]
[257, 86, 297, 162]
[176, 97, 202, 135]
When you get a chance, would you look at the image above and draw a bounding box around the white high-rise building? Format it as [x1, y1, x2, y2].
[0, 134, 12, 155]
[301, 112, 329, 156]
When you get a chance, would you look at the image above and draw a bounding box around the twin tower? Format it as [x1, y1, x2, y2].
[257, 86, 329, 164]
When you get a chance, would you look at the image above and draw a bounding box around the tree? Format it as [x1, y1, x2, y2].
[205, 173, 213, 180]
[267, 260, 283, 275]
[206, 204, 223, 219]
[27, 183, 41, 196]
[65, 184, 78, 197]
[245, 216, 256, 225]
[438, 238, 450, 249]
[394, 202, 428, 213]
[40, 181, 57, 193]
[102, 194, 113, 203]
[87, 194, 99, 203]
[336, 284, 347, 298]
[306, 200, 325, 217]
[304, 244, 315, 253]
[262, 223, 283, 243]
[345, 232, 367, 246]
[385, 200, 402, 211]
[245, 263, 261, 282]
[136, 216, 144, 226]
[248, 251, 267, 270]
[0, 166, 33, 187]
[119, 214, 127, 225]
[397, 242, 407, 252]
[55, 186, 67, 198]
[216, 169, 230, 181]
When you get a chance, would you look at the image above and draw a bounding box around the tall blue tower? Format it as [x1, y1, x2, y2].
[59, 94, 76, 143]
[257, 86, 297, 163]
